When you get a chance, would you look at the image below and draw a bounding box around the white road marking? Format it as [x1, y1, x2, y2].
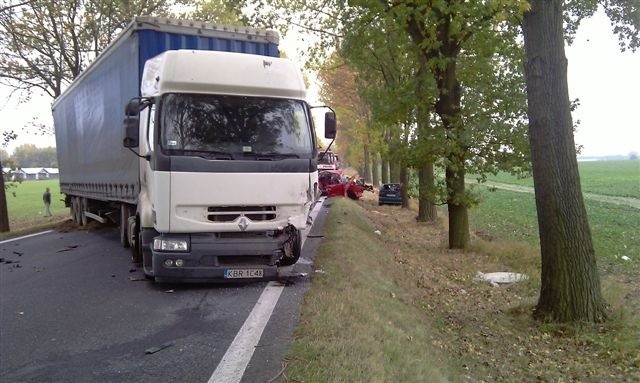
[209, 198, 325, 383]
[0, 230, 53, 244]
[208, 281, 285, 383]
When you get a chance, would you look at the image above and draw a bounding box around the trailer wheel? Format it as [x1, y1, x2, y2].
[279, 228, 301, 266]
[69, 197, 78, 223]
[80, 198, 88, 226]
[71, 197, 82, 225]
[75, 198, 84, 226]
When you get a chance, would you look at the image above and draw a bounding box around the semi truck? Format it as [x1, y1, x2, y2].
[52, 17, 336, 282]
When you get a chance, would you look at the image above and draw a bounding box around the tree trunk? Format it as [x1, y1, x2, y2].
[522, 0, 607, 322]
[400, 165, 409, 208]
[381, 158, 389, 184]
[372, 152, 380, 188]
[435, 54, 469, 249]
[389, 161, 400, 183]
[445, 159, 468, 248]
[417, 163, 437, 222]
[363, 143, 372, 183]
[415, 52, 437, 223]
[0, 160, 10, 232]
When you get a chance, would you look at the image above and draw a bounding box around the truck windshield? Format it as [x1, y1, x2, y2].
[159, 94, 313, 158]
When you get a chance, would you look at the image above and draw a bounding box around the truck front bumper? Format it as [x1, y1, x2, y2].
[148, 231, 288, 283]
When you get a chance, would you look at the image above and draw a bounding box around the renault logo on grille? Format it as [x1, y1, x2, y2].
[238, 217, 249, 231]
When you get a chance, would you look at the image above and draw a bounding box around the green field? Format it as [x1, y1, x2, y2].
[3, 179, 68, 231]
[479, 160, 640, 198]
[469, 188, 640, 266]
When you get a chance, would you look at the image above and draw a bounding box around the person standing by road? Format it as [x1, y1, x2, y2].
[43, 187, 52, 217]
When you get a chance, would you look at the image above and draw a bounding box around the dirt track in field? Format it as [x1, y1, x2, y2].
[476, 182, 640, 210]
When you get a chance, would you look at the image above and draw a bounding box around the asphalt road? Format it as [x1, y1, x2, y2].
[0, 200, 329, 383]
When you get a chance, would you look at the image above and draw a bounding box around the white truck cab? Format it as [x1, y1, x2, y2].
[123, 50, 336, 282]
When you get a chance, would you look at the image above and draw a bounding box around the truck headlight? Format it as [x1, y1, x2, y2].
[153, 237, 189, 252]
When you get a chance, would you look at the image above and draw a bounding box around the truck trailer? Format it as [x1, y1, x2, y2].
[52, 17, 336, 282]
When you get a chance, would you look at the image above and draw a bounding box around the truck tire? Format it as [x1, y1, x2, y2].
[71, 197, 83, 225]
[69, 197, 78, 224]
[142, 244, 154, 280]
[130, 215, 142, 264]
[120, 204, 131, 248]
[140, 228, 156, 280]
[80, 198, 88, 227]
[279, 229, 301, 266]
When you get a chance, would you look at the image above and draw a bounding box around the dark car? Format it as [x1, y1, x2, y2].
[378, 183, 402, 205]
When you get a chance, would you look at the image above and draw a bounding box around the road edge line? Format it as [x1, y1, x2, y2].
[0, 230, 53, 244]
[208, 281, 285, 383]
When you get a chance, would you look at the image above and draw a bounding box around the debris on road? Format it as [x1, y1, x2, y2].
[164, 289, 175, 293]
[144, 342, 174, 355]
[374, 230, 382, 236]
[13, 251, 23, 256]
[56, 245, 79, 253]
[128, 276, 146, 282]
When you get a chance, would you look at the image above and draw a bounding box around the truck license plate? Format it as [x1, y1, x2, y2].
[224, 269, 264, 279]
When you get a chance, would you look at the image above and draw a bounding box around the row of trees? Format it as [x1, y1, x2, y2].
[1, 144, 57, 168]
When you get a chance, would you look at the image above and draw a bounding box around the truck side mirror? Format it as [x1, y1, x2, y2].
[125, 99, 141, 116]
[123, 117, 139, 148]
[324, 112, 336, 139]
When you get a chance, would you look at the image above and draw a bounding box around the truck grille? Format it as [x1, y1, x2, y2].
[207, 206, 276, 222]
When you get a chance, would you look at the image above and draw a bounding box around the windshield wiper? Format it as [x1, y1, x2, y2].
[182, 150, 234, 160]
[244, 152, 300, 160]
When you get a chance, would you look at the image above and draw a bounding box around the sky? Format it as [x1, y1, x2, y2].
[0, 9, 638, 158]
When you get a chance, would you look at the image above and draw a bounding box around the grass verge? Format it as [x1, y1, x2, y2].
[282, 198, 456, 382]
[2, 179, 68, 239]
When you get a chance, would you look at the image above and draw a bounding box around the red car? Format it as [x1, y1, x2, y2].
[319, 171, 372, 200]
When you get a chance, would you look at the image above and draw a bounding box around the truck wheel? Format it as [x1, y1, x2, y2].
[75, 198, 84, 226]
[142, 244, 153, 280]
[120, 204, 131, 248]
[130, 216, 142, 264]
[70, 197, 78, 224]
[80, 198, 88, 226]
[279, 229, 301, 266]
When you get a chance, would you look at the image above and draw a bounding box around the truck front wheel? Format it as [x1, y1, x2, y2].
[279, 228, 301, 266]
[120, 204, 132, 248]
[129, 216, 142, 264]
